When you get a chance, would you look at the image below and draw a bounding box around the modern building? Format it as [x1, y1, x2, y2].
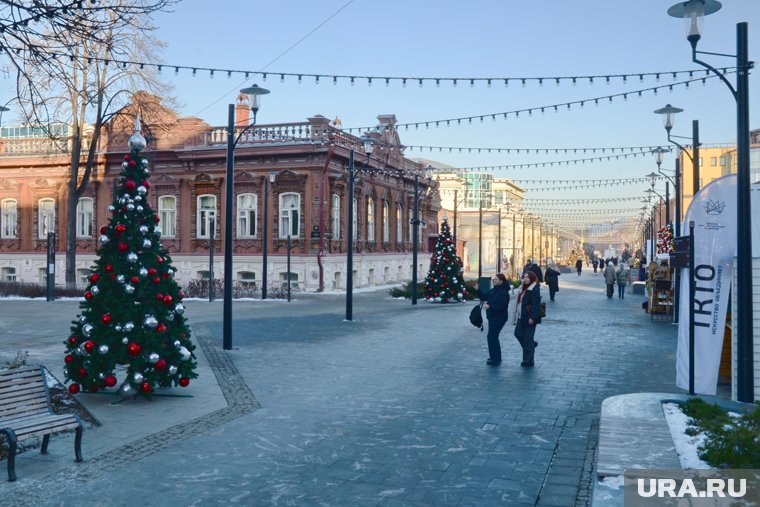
[0, 93, 438, 291]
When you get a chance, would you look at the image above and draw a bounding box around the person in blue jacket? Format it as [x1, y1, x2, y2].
[514, 270, 542, 367]
[479, 273, 511, 366]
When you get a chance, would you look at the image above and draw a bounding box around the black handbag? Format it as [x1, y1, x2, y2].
[469, 302, 484, 331]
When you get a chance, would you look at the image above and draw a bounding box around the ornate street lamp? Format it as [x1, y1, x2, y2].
[261, 171, 277, 300]
[223, 84, 270, 350]
[667, 0, 754, 402]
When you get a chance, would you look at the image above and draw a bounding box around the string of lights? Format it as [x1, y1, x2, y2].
[0, 44, 730, 90]
[405, 142, 733, 154]
[425, 150, 657, 172]
[0, 0, 93, 32]
[343, 72, 731, 132]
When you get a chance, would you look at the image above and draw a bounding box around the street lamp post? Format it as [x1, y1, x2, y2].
[223, 84, 270, 351]
[452, 180, 469, 246]
[261, 171, 276, 300]
[208, 221, 215, 302]
[667, 0, 754, 401]
[346, 137, 375, 320]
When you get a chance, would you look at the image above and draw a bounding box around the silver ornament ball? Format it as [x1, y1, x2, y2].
[148, 353, 159, 364]
[121, 337, 129, 344]
[115, 324, 122, 332]
[137, 186, 147, 196]
[133, 372, 144, 383]
[124, 322, 135, 332]
[127, 253, 138, 263]
[90, 286, 100, 295]
[79, 315, 87, 323]
[139, 225, 149, 234]
[143, 315, 158, 329]
[174, 304, 185, 315]
[126, 203, 135, 211]
[166, 312, 175, 321]
[98, 344, 109, 355]
[117, 382, 133, 398]
[139, 268, 148, 277]
[142, 239, 152, 249]
[116, 274, 125, 284]
[136, 205, 144, 212]
[82, 324, 94, 337]
[125, 284, 135, 294]
[179, 346, 191, 361]
[173, 340, 181, 348]
[168, 365, 178, 375]
[98, 235, 110, 246]
[134, 195, 142, 202]
[128, 131, 147, 152]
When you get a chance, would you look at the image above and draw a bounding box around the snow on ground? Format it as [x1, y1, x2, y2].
[662, 402, 711, 470]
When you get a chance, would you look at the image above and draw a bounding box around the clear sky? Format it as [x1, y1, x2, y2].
[6, 0, 760, 231]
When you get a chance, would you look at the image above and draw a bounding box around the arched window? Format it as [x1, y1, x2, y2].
[76, 197, 93, 238]
[367, 197, 375, 241]
[158, 196, 177, 238]
[382, 201, 389, 242]
[331, 194, 340, 241]
[1, 199, 17, 239]
[197, 194, 217, 239]
[279, 192, 300, 238]
[352, 198, 358, 241]
[38, 198, 55, 239]
[237, 193, 257, 238]
[396, 204, 403, 243]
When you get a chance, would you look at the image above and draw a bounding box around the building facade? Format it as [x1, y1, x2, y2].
[0, 94, 438, 291]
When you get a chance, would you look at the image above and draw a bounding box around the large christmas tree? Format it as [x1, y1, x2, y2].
[424, 217, 467, 303]
[64, 118, 197, 399]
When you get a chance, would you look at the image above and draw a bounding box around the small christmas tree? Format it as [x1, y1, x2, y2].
[63, 117, 198, 399]
[424, 216, 467, 303]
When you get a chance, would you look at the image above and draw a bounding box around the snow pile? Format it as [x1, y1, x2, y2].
[662, 402, 711, 469]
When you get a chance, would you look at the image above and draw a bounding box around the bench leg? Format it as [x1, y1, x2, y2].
[74, 425, 83, 462]
[41, 434, 50, 454]
[1, 429, 18, 482]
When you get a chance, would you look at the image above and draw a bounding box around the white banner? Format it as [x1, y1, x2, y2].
[676, 174, 737, 395]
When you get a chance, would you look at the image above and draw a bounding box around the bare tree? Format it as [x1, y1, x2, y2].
[7, 1, 176, 288]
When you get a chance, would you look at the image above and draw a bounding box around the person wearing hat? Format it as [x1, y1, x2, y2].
[603, 261, 616, 299]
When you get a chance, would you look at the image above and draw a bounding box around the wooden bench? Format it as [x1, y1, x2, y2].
[0, 365, 83, 481]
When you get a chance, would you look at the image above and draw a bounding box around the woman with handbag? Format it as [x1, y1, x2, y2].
[479, 273, 511, 366]
[514, 271, 541, 367]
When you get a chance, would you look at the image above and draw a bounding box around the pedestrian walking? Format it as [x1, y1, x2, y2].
[479, 273, 511, 366]
[528, 260, 544, 284]
[616, 262, 630, 299]
[514, 271, 541, 367]
[592, 258, 599, 273]
[603, 261, 616, 299]
[544, 261, 561, 302]
[575, 257, 583, 276]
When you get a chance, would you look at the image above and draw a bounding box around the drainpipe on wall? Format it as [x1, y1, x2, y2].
[317, 144, 334, 292]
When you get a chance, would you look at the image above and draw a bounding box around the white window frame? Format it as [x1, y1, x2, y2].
[382, 201, 389, 242]
[237, 193, 257, 238]
[1, 199, 17, 239]
[367, 197, 375, 241]
[279, 192, 300, 238]
[2, 266, 16, 282]
[352, 198, 358, 241]
[331, 194, 340, 241]
[197, 194, 217, 239]
[158, 196, 177, 238]
[76, 197, 94, 238]
[396, 204, 403, 243]
[38, 198, 55, 239]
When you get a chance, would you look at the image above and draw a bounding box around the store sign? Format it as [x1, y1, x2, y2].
[676, 174, 737, 395]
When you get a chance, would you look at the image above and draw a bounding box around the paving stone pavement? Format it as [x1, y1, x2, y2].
[0, 271, 686, 506]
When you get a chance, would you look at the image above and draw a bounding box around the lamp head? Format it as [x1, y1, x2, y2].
[360, 136, 375, 155]
[268, 171, 277, 184]
[0, 106, 9, 112]
[653, 104, 684, 132]
[667, 0, 722, 48]
[239, 84, 270, 121]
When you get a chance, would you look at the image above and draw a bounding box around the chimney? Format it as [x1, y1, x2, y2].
[235, 94, 250, 127]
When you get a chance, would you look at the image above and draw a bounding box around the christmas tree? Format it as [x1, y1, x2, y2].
[424, 217, 467, 303]
[64, 118, 197, 399]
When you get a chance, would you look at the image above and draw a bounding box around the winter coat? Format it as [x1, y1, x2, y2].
[480, 283, 510, 324]
[575, 259, 583, 270]
[544, 267, 560, 292]
[517, 284, 542, 325]
[529, 263, 544, 283]
[603, 264, 616, 284]
[616, 268, 630, 286]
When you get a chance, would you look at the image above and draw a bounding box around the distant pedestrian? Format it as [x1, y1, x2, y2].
[592, 258, 599, 273]
[514, 271, 541, 367]
[603, 261, 616, 299]
[528, 261, 544, 284]
[479, 273, 511, 366]
[544, 261, 561, 302]
[616, 262, 630, 299]
[575, 258, 583, 276]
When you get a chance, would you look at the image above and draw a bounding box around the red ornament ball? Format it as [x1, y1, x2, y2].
[68, 383, 81, 394]
[110, 274, 116, 280]
[156, 255, 164, 264]
[118, 242, 129, 252]
[115, 224, 126, 234]
[78, 367, 86, 377]
[142, 180, 151, 189]
[65, 354, 73, 364]
[156, 324, 167, 333]
[131, 276, 139, 284]
[84, 291, 93, 300]
[155, 215, 160, 224]
[163, 295, 173, 305]
[148, 268, 157, 276]
[179, 378, 190, 388]
[163, 272, 170, 279]
[105, 265, 113, 272]
[68, 336, 77, 345]
[153, 277, 161, 284]
[141, 382, 151, 393]
[127, 342, 141, 356]
[99, 226, 108, 235]
[155, 293, 164, 301]
[125, 180, 137, 191]
[89, 273, 99, 283]
[155, 359, 166, 370]
[123, 155, 131, 161]
[83, 341, 95, 352]
[101, 314, 112, 324]
[104, 375, 117, 388]
[128, 160, 137, 167]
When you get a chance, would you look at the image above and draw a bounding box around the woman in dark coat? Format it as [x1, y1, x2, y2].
[544, 261, 561, 302]
[514, 271, 541, 367]
[575, 257, 583, 276]
[479, 273, 511, 366]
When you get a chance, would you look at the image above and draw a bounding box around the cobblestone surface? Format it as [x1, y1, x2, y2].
[2, 273, 685, 506]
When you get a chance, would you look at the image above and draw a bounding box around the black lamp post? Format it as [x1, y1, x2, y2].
[261, 171, 276, 300]
[223, 84, 270, 350]
[668, 0, 754, 402]
[411, 174, 429, 305]
[452, 180, 469, 246]
[346, 137, 375, 321]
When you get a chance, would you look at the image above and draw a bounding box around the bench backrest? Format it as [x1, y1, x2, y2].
[0, 365, 52, 422]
